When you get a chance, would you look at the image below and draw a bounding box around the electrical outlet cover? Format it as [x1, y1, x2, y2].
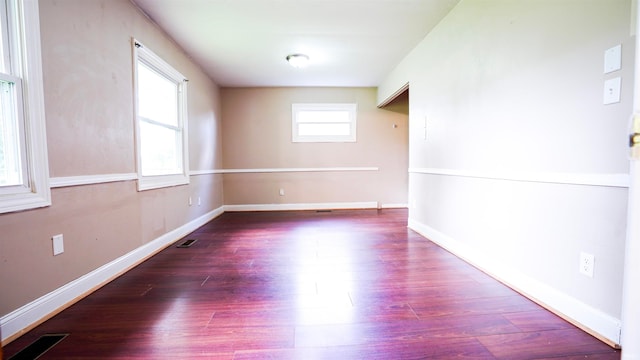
[603, 77, 621, 105]
[52, 234, 64, 256]
[579, 252, 595, 278]
[604, 44, 622, 74]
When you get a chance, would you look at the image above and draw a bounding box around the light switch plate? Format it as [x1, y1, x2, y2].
[52, 234, 64, 256]
[604, 45, 622, 74]
[603, 77, 621, 105]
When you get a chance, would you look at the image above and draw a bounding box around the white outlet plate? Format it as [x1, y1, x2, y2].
[52, 234, 64, 256]
[279, 188, 285, 196]
[603, 77, 621, 105]
[604, 44, 622, 74]
[579, 252, 595, 278]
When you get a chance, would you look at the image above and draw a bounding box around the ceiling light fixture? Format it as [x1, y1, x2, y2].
[286, 54, 310, 68]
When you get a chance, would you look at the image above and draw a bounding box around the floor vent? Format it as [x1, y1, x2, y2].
[9, 333, 68, 360]
[316, 209, 332, 213]
[177, 239, 197, 248]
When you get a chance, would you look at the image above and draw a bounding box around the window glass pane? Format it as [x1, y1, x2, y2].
[137, 62, 178, 127]
[0, 1, 8, 74]
[0, 79, 22, 186]
[292, 103, 356, 143]
[139, 121, 181, 176]
[297, 110, 350, 123]
[298, 123, 351, 137]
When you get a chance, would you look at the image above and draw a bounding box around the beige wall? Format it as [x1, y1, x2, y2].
[379, 0, 633, 344]
[221, 87, 408, 207]
[0, 0, 223, 321]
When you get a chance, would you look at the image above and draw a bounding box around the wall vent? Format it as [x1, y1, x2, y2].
[9, 333, 68, 360]
[176, 239, 197, 248]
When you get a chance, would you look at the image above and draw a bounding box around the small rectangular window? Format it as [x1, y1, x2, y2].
[133, 39, 189, 190]
[292, 103, 357, 143]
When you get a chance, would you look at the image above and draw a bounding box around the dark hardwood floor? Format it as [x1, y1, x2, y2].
[3, 209, 620, 359]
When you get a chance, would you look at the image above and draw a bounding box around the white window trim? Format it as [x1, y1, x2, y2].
[132, 38, 189, 191]
[292, 103, 357, 143]
[0, 0, 51, 214]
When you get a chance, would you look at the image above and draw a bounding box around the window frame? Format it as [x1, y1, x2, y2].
[0, 0, 51, 214]
[292, 103, 357, 143]
[132, 38, 189, 191]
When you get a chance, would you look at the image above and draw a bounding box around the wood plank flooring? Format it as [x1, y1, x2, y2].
[3, 209, 620, 359]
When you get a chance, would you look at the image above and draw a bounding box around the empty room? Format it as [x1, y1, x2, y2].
[1, 0, 639, 358]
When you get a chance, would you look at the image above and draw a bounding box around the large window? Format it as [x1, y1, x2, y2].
[0, 0, 50, 214]
[292, 103, 357, 143]
[133, 39, 189, 191]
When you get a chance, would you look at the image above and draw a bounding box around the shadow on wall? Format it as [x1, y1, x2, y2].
[379, 89, 409, 115]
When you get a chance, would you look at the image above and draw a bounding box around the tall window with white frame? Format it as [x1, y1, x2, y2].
[133, 39, 189, 191]
[0, 0, 50, 214]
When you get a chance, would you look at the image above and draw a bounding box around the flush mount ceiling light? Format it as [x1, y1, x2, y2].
[286, 53, 310, 68]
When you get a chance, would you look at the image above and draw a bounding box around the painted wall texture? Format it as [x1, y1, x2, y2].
[378, 0, 634, 344]
[221, 87, 408, 208]
[0, 0, 224, 319]
[3, 0, 631, 348]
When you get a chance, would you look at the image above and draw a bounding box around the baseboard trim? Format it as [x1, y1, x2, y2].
[407, 218, 622, 348]
[381, 203, 408, 209]
[0, 206, 224, 345]
[224, 201, 379, 212]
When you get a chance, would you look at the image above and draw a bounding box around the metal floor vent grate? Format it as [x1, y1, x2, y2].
[316, 210, 332, 213]
[177, 239, 197, 248]
[9, 333, 68, 360]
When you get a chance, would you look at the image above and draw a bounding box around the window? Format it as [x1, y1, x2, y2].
[292, 103, 357, 143]
[133, 39, 189, 191]
[0, 0, 50, 214]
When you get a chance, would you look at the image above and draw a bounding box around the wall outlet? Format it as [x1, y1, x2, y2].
[188, 196, 193, 206]
[197, 197, 201, 206]
[52, 234, 64, 256]
[579, 252, 595, 278]
[279, 188, 285, 196]
[603, 77, 621, 105]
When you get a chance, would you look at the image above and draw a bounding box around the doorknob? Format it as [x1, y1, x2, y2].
[630, 133, 640, 148]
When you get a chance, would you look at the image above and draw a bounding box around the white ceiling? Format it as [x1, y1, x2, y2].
[131, 0, 460, 88]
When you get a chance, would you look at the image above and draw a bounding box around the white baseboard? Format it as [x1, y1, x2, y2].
[381, 203, 408, 209]
[223, 201, 379, 212]
[408, 218, 622, 347]
[0, 206, 225, 344]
